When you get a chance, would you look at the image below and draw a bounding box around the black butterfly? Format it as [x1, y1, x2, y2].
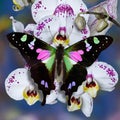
[7, 32, 113, 105]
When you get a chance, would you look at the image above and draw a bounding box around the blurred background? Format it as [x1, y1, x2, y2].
[0, 0, 120, 120]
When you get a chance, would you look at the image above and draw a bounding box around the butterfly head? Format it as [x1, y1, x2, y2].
[53, 27, 70, 47]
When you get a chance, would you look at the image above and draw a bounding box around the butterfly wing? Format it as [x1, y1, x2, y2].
[65, 35, 113, 66]
[61, 35, 113, 105]
[7, 32, 56, 105]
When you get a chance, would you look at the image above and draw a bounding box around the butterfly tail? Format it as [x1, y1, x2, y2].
[41, 93, 47, 106]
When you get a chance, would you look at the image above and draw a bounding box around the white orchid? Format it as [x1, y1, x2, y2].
[5, 0, 119, 117]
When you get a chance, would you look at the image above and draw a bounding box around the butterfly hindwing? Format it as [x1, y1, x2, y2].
[61, 63, 87, 105]
[61, 35, 113, 105]
[7, 32, 56, 105]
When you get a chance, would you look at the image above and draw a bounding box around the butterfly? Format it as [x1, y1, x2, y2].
[7, 32, 113, 105]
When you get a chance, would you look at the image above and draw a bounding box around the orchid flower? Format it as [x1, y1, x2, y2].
[5, 0, 119, 117]
[11, 0, 90, 45]
[5, 68, 40, 105]
[5, 67, 58, 105]
[83, 62, 118, 98]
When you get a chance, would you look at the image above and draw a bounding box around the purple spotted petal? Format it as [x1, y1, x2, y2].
[32, 0, 89, 23]
[5, 68, 34, 100]
[34, 15, 60, 43]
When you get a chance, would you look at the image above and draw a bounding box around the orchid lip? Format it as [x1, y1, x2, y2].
[71, 96, 80, 105]
[86, 81, 96, 88]
[26, 90, 38, 97]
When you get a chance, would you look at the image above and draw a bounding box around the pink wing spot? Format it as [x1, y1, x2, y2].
[78, 50, 84, 55]
[69, 50, 84, 62]
[36, 48, 42, 53]
[36, 48, 51, 60]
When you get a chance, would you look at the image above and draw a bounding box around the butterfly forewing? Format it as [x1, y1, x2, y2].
[65, 35, 113, 66]
[7, 32, 56, 105]
[7, 32, 55, 60]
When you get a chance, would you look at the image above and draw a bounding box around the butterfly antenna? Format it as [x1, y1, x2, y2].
[108, 16, 120, 28]
[41, 93, 46, 106]
[47, 25, 55, 44]
[48, 26, 54, 37]
[80, 11, 120, 28]
[67, 25, 74, 46]
[68, 94, 72, 106]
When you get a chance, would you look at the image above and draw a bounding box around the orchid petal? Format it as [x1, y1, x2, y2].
[65, 0, 89, 22]
[32, 0, 58, 23]
[45, 90, 57, 104]
[69, 25, 90, 45]
[89, 62, 118, 91]
[81, 93, 93, 117]
[34, 15, 60, 44]
[5, 68, 34, 100]
[10, 16, 24, 32]
[88, 0, 118, 35]
[53, 3, 75, 28]
[57, 91, 66, 103]
[24, 24, 36, 35]
[72, 85, 84, 98]
[32, 0, 89, 23]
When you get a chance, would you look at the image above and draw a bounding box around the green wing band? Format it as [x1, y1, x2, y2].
[63, 55, 73, 72]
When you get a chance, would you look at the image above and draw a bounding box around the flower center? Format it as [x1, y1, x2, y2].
[53, 27, 69, 46]
[86, 81, 96, 88]
[56, 34, 67, 41]
[27, 90, 37, 97]
[86, 74, 96, 87]
[71, 97, 80, 105]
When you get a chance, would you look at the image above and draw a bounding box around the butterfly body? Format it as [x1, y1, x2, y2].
[7, 32, 113, 105]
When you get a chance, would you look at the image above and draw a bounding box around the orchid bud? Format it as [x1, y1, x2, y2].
[93, 6, 108, 19]
[96, 19, 108, 32]
[75, 14, 86, 31]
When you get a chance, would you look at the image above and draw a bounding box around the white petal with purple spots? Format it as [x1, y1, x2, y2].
[5, 68, 34, 100]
